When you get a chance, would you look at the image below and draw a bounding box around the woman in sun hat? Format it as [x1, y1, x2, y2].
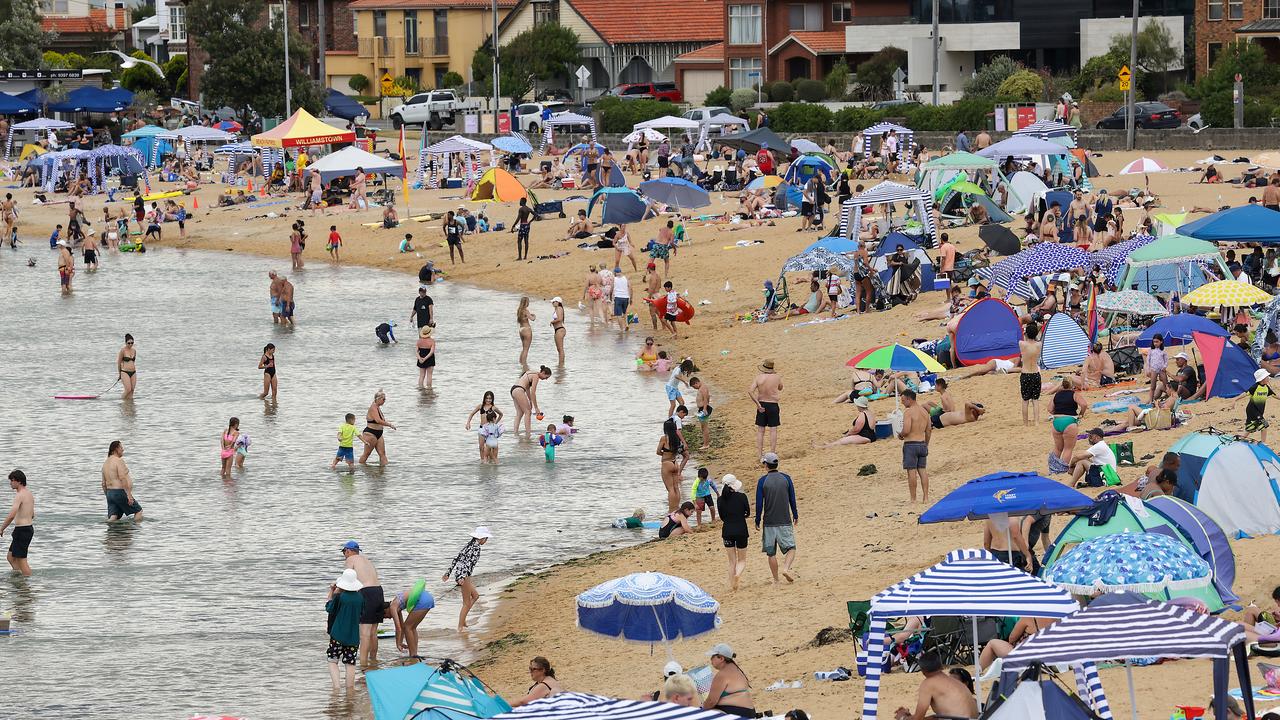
[442, 527, 491, 632]
[416, 325, 436, 390]
[325, 568, 364, 688]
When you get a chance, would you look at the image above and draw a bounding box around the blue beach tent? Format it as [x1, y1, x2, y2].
[781, 154, 833, 186]
[872, 232, 935, 290]
[366, 661, 511, 720]
[1179, 204, 1280, 245]
[1147, 495, 1239, 606]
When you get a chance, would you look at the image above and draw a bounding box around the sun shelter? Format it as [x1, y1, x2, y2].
[1001, 593, 1254, 720]
[48, 86, 130, 113]
[716, 126, 788, 157]
[1190, 330, 1260, 401]
[919, 151, 1000, 198]
[252, 108, 354, 149]
[634, 115, 698, 133]
[949, 298, 1022, 366]
[837, 181, 938, 247]
[1191, 439, 1280, 538]
[323, 88, 370, 121]
[417, 134, 493, 188]
[862, 122, 916, 169]
[697, 113, 749, 151]
[1094, 234, 1156, 285]
[0, 92, 38, 117]
[365, 660, 511, 720]
[859, 548, 1084, 720]
[4, 117, 74, 160]
[540, 112, 596, 152]
[471, 167, 528, 202]
[781, 154, 834, 187]
[1013, 119, 1079, 142]
[1040, 312, 1090, 369]
[33, 148, 89, 191]
[1005, 171, 1049, 214]
[122, 125, 173, 167]
[491, 693, 731, 720]
[978, 135, 1071, 162]
[989, 243, 1092, 299]
[309, 145, 403, 184]
[1147, 495, 1240, 607]
[872, 232, 936, 291]
[1179, 204, 1280, 245]
[982, 666, 1108, 720]
[84, 144, 149, 194]
[1117, 233, 1228, 294]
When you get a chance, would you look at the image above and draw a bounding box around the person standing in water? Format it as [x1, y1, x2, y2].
[278, 276, 296, 327]
[415, 326, 437, 390]
[359, 391, 396, 465]
[442, 527, 490, 632]
[389, 579, 436, 659]
[341, 540, 384, 667]
[1, 469, 34, 575]
[258, 343, 277, 400]
[516, 297, 535, 368]
[510, 366, 551, 434]
[269, 271, 285, 324]
[117, 333, 137, 399]
[103, 441, 143, 521]
[289, 222, 305, 270]
[56, 240, 74, 294]
[549, 297, 566, 366]
[464, 391, 504, 459]
[219, 418, 240, 479]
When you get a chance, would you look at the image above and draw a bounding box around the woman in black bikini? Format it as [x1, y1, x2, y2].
[549, 298, 566, 366]
[510, 366, 551, 434]
[359, 390, 396, 465]
[415, 326, 436, 390]
[510, 656, 562, 707]
[117, 333, 137, 399]
[702, 644, 754, 717]
[815, 397, 878, 448]
[658, 502, 694, 538]
[464, 391, 504, 459]
[257, 343, 277, 400]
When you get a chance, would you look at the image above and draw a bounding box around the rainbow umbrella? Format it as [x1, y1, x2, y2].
[846, 343, 945, 373]
[1182, 279, 1274, 308]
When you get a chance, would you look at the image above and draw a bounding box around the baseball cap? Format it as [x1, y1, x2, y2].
[761, 452, 779, 465]
[706, 642, 735, 659]
[341, 540, 360, 551]
[613, 267, 622, 274]
[663, 661, 683, 677]
[854, 396, 870, 408]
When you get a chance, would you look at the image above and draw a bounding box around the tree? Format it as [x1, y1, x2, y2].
[1109, 19, 1179, 93]
[131, 1, 156, 24]
[0, 0, 52, 70]
[964, 55, 1020, 98]
[705, 86, 732, 107]
[440, 71, 464, 91]
[499, 24, 580, 102]
[824, 58, 851, 101]
[997, 70, 1043, 101]
[186, 0, 323, 118]
[121, 50, 168, 97]
[855, 46, 906, 101]
[162, 54, 188, 98]
[729, 87, 756, 112]
[348, 73, 371, 94]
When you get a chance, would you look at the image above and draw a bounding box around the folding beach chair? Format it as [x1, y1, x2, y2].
[724, 167, 740, 191]
[921, 616, 1000, 668]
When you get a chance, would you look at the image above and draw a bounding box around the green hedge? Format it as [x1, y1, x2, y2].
[594, 97, 676, 134]
[769, 103, 834, 133]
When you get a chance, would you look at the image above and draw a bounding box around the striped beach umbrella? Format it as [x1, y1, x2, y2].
[846, 343, 945, 373]
[492, 693, 732, 720]
[1096, 290, 1169, 316]
[1181, 279, 1274, 308]
[1119, 157, 1168, 174]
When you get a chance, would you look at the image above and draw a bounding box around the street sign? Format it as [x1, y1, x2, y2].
[1117, 65, 1131, 92]
[380, 72, 394, 95]
[892, 67, 906, 83]
[575, 64, 590, 88]
[892, 67, 906, 100]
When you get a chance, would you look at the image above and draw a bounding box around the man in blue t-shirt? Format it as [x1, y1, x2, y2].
[754, 453, 798, 583]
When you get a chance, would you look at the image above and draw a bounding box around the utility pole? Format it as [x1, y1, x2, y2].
[1125, 0, 1137, 150]
[931, 0, 939, 105]
[283, 0, 293, 116]
[492, 0, 501, 132]
[317, 0, 327, 88]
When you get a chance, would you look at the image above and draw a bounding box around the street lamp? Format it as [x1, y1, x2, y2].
[1126, 0, 1137, 151]
[283, 0, 293, 116]
[492, 0, 500, 132]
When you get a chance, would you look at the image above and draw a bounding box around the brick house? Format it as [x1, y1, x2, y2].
[40, 1, 131, 54]
[1195, 0, 1280, 77]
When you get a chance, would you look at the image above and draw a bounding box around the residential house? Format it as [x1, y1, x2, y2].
[497, 0, 722, 95]
[1195, 0, 1280, 77]
[131, 0, 190, 63]
[39, 0, 132, 54]
[326, 0, 514, 94]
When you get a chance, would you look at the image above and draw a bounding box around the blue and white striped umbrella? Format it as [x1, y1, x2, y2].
[576, 572, 720, 643]
[990, 243, 1092, 298]
[1040, 312, 1090, 369]
[1046, 532, 1212, 595]
[492, 693, 731, 720]
[1094, 234, 1156, 284]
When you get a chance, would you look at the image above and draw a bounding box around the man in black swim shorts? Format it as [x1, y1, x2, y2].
[3, 469, 35, 575]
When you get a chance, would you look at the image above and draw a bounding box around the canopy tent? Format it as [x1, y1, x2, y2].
[919, 151, 1002, 200]
[859, 548, 1085, 720]
[162, 125, 236, 142]
[950, 298, 1023, 366]
[251, 108, 354, 148]
[634, 115, 698, 132]
[84, 144, 149, 194]
[780, 155, 834, 187]
[1013, 119, 1079, 141]
[1040, 312, 1090, 369]
[4, 117, 75, 161]
[836, 181, 937, 247]
[365, 660, 511, 720]
[122, 125, 167, 140]
[716, 127, 789, 157]
[977, 136, 1072, 161]
[1147, 495, 1239, 606]
[309, 145, 403, 183]
[30, 148, 88, 191]
[694, 114, 749, 152]
[862, 122, 916, 169]
[490, 693, 732, 720]
[471, 167, 529, 202]
[988, 243, 1092, 299]
[1118, 234, 1228, 294]
[417, 135, 494, 188]
[872, 232, 936, 290]
[541, 112, 596, 152]
[1093, 234, 1156, 285]
[323, 88, 370, 121]
[1179, 204, 1280, 245]
[16, 88, 49, 108]
[0, 92, 38, 116]
[48, 86, 131, 113]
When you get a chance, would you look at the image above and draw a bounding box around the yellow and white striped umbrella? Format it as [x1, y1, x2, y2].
[1182, 280, 1274, 307]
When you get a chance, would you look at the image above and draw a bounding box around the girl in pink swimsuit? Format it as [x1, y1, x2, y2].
[220, 417, 240, 478]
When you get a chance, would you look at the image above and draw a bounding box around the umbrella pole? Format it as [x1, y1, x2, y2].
[1125, 660, 1139, 720]
[651, 605, 675, 662]
[972, 615, 983, 710]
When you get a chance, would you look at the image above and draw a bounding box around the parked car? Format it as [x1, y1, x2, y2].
[513, 102, 567, 134]
[1095, 102, 1181, 129]
[682, 106, 736, 128]
[592, 82, 682, 103]
[388, 90, 480, 130]
[871, 99, 920, 111]
[1186, 113, 1206, 132]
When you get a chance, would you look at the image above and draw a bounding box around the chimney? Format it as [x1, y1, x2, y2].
[106, 2, 117, 29]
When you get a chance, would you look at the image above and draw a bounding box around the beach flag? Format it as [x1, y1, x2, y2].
[398, 125, 409, 196]
[1086, 283, 1100, 343]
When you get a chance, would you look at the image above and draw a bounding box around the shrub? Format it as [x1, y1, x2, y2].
[833, 106, 885, 132]
[593, 97, 674, 133]
[705, 85, 732, 107]
[768, 81, 794, 102]
[768, 102, 834, 132]
[348, 74, 370, 94]
[965, 56, 1021, 99]
[729, 87, 757, 112]
[796, 79, 827, 102]
[825, 58, 851, 101]
[997, 70, 1044, 101]
[1084, 85, 1125, 103]
[903, 98, 992, 131]
[440, 71, 464, 90]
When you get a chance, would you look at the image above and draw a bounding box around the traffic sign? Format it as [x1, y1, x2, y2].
[1118, 65, 1131, 92]
[575, 64, 590, 88]
[380, 72, 394, 95]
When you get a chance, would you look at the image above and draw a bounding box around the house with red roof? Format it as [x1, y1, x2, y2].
[40, 1, 132, 54]
[497, 0, 722, 97]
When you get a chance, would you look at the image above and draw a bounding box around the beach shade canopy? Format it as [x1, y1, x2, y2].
[847, 343, 946, 373]
[920, 471, 1094, 524]
[0, 92, 38, 115]
[491, 693, 733, 720]
[745, 174, 783, 191]
[859, 548, 1082, 720]
[163, 125, 236, 142]
[251, 108, 354, 148]
[872, 232, 936, 290]
[471, 167, 528, 202]
[639, 177, 710, 210]
[1179, 204, 1280, 245]
[634, 115, 699, 132]
[566, 141, 607, 156]
[309, 145, 403, 183]
[1093, 234, 1156, 284]
[491, 133, 534, 154]
[951, 298, 1023, 366]
[977, 136, 1071, 160]
[1124, 233, 1220, 267]
[1046, 531, 1212, 594]
[122, 124, 167, 139]
[803, 235, 859, 254]
[1182, 279, 1273, 307]
[576, 572, 720, 643]
[1119, 157, 1168, 174]
[48, 86, 130, 113]
[587, 187, 648, 225]
[1193, 330, 1259, 400]
[782, 247, 858, 275]
[323, 88, 369, 120]
[623, 127, 666, 143]
[922, 151, 998, 171]
[1146, 495, 1239, 606]
[716, 126, 789, 156]
[979, 225, 1021, 256]
[12, 117, 74, 131]
[790, 137, 823, 154]
[1096, 290, 1168, 316]
[366, 660, 512, 720]
[1013, 119, 1078, 139]
[1040, 312, 1090, 369]
[214, 140, 256, 155]
[1135, 313, 1229, 347]
[836, 181, 938, 247]
[425, 135, 493, 154]
[989, 243, 1092, 299]
[1004, 171, 1049, 214]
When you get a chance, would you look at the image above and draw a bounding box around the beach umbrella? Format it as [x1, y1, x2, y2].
[781, 247, 857, 274]
[846, 343, 945, 373]
[978, 225, 1022, 256]
[586, 187, 648, 225]
[1046, 532, 1212, 595]
[566, 141, 607, 156]
[622, 128, 666, 144]
[366, 659, 511, 720]
[1136, 313, 1229, 347]
[491, 134, 533, 154]
[1119, 157, 1168, 175]
[214, 120, 242, 132]
[638, 177, 710, 210]
[745, 174, 783, 191]
[803, 235, 858, 254]
[576, 572, 720, 645]
[490, 693, 732, 720]
[790, 138, 823, 154]
[1096, 290, 1169, 316]
[1181, 279, 1274, 308]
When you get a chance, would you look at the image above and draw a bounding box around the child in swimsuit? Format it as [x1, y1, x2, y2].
[479, 411, 503, 464]
[539, 424, 563, 462]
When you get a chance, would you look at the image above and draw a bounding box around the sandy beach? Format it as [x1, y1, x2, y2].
[14, 143, 1280, 718]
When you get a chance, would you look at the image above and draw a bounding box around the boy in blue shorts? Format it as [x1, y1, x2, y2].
[331, 413, 358, 470]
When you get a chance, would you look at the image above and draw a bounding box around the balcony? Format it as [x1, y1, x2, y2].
[405, 37, 420, 56]
[358, 36, 396, 57]
[431, 36, 449, 56]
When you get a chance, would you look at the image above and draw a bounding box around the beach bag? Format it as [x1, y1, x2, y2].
[1109, 441, 1135, 466]
[1109, 346, 1144, 376]
[1101, 464, 1122, 486]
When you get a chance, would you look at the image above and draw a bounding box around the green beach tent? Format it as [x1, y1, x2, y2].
[921, 151, 998, 171]
[1117, 233, 1230, 294]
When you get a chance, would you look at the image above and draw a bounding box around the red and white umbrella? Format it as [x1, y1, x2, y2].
[1119, 157, 1168, 174]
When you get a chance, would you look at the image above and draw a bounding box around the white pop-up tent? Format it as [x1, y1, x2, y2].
[309, 146, 403, 183]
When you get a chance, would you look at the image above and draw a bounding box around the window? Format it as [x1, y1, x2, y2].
[788, 3, 822, 30]
[404, 10, 419, 53]
[168, 4, 186, 42]
[269, 3, 284, 25]
[433, 10, 448, 55]
[1229, 0, 1243, 18]
[832, 1, 852, 22]
[373, 10, 388, 37]
[533, 0, 559, 25]
[39, 0, 69, 13]
[352, 9, 359, 36]
[298, 2, 312, 26]
[1208, 41, 1223, 68]
[729, 57, 763, 88]
[1268, 0, 1280, 17]
[728, 4, 762, 44]
[1207, 0, 1222, 20]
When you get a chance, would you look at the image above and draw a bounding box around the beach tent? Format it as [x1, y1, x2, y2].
[836, 181, 938, 247]
[540, 112, 596, 150]
[1193, 330, 1259, 400]
[981, 670, 1105, 720]
[17, 142, 47, 162]
[716, 126, 789, 157]
[1179, 204, 1280, 245]
[48, 86, 130, 113]
[0, 92, 38, 116]
[872, 232, 936, 290]
[1040, 312, 1090, 369]
[1193, 440, 1280, 538]
[309, 145, 403, 183]
[251, 108, 354, 148]
[918, 150, 999, 199]
[1147, 495, 1239, 606]
[977, 136, 1071, 162]
[323, 88, 370, 121]
[1042, 493, 1229, 612]
[861, 121, 916, 169]
[470, 167, 528, 202]
[772, 181, 801, 211]
[490, 693, 731, 720]
[1006, 171, 1048, 214]
[989, 242, 1092, 299]
[1169, 431, 1234, 503]
[950, 298, 1022, 366]
[365, 661, 511, 720]
[1118, 234, 1227, 294]
[84, 144, 148, 193]
[600, 161, 626, 188]
[417, 134, 493, 188]
[781, 154, 833, 186]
